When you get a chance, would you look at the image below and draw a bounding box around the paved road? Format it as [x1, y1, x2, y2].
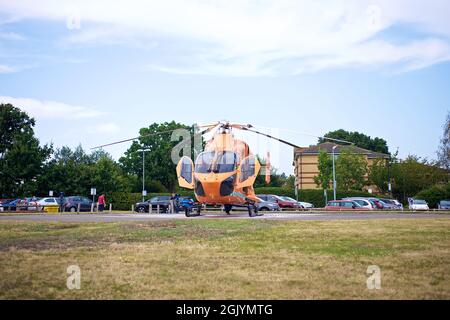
[0, 212, 449, 222]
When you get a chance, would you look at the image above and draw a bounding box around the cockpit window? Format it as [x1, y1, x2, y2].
[195, 151, 237, 173]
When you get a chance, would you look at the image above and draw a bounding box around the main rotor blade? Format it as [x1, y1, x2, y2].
[90, 128, 184, 150]
[239, 127, 302, 149]
[197, 122, 220, 129]
[251, 125, 355, 146]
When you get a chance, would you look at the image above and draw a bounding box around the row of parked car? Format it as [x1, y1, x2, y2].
[0, 196, 95, 212]
[133, 194, 315, 213]
[326, 197, 403, 211]
[324, 197, 450, 211]
[132, 194, 450, 214]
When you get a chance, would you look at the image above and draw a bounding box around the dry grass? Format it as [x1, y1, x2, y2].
[0, 218, 449, 300]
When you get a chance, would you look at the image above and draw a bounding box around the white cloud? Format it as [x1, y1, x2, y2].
[0, 64, 16, 73]
[0, 96, 105, 119]
[0, 31, 25, 41]
[0, 0, 450, 76]
[86, 122, 120, 134]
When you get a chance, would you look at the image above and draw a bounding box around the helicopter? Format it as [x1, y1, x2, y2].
[93, 120, 351, 217]
[175, 121, 302, 217]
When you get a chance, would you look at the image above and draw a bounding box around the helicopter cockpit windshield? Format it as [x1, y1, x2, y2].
[195, 151, 238, 174]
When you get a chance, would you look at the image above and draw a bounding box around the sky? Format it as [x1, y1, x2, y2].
[0, 0, 449, 174]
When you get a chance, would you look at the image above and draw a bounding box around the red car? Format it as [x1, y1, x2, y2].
[257, 194, 299, 209]
[326, 200, 370, 211]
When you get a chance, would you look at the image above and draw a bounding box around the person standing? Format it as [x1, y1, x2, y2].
[59, 192, 65, 213]
[98, 192, 106, 212]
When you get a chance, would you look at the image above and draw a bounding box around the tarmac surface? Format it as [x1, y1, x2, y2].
[0, 211, 449, 222]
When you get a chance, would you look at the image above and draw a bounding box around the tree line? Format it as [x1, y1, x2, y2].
[1, 103, 448, 202]
[0, 104, 292, 198]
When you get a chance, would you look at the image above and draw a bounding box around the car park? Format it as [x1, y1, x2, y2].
[409, 199, 429, 211]
[63, 196, 93, 212]
[135, 196, 172, 213]
[325, 200, 369, 211]
[257, 194, 299, 209]
[438, 200, 450, 210]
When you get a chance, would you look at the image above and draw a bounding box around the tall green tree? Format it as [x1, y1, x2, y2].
[314, 150, 333, 190]
[37, 145, 137, 196]
[390, 155, 448, 202]
[335, 149, 368, 191]
[119, 122, 193, 192]
[437, 112, 450, 169]
[0, 104, 52, 197]
[320, 129, 389, 154]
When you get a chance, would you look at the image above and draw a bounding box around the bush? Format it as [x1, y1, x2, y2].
[415, 183, 450, 208]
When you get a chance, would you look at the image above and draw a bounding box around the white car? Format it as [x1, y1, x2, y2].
[343, 198, 374, 210]
[409, 199, 429, 211]
[298, 201, 314, 209]
[36, 197, 59, 211]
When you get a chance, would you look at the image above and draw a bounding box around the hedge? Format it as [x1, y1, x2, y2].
[415, 183, 450, 208]
[106, 188, 374, 210]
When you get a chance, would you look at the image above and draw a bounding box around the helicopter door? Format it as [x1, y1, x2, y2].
[236, 155, 261, 188]
[176, 156, 195, 189]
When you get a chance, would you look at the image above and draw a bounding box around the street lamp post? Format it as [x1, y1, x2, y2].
[332, 145, 337, 201]
[138, 149, 151, 202]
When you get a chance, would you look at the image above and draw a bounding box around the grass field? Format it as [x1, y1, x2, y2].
[0, 218, 449, 300]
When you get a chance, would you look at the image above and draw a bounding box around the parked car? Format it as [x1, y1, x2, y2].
[343, 198, 374, 210]
[326, 200, 369, 211]
[280, 196, 314, 209]
[135, 196, 172, 213]
[17, 197, 41, 211]
[381, 198, 403, 210]
[298, 201, 314, 209]
[63, 196, 93, 212]
[364, 198, 385, 210]
[376, 199, 398, 210]
[0, 199, 14, 212]
[409, 199, 429, 211]
[36, 197, 60, 212]
[231, 197, 280, 212]
[0, 199, 20, 211]
[257, 194, 299, 209]
[438, 200, 450, 210]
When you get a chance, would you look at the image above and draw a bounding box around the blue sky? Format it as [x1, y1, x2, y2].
[0, 0, 449, 174]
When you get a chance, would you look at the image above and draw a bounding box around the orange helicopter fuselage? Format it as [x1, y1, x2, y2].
[192, 132, 259, 206]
